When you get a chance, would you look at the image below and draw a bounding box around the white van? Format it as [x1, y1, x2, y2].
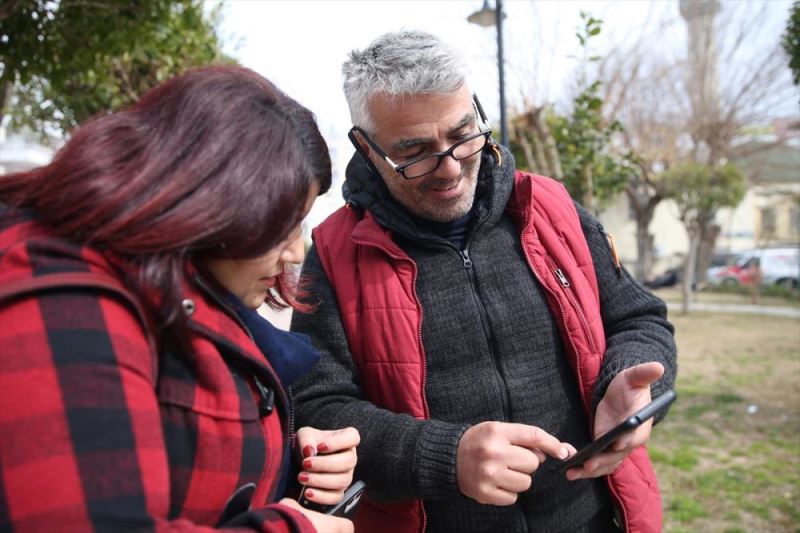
[708, 247, 799, 288]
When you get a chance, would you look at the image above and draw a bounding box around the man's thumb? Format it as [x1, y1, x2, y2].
[623, 361, 664, 388]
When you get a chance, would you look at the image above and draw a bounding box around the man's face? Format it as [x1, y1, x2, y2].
[362, 85, 482, 222]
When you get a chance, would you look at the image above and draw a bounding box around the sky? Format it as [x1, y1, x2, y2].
[213, 0, 795, 226]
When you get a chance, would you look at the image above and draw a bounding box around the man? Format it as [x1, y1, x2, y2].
[291, 30, 676, 533]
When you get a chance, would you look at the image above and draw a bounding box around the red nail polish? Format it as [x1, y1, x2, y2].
[304, 489, 315, 499]
[317, 442, 329, 453]
[302, 445, 316, 458]
[303, 458, 312, 470]
[298, 472, 310, 483]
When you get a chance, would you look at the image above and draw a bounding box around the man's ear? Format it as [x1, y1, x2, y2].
[348, 128, 381, 176]
[347, 128, 372, 157]
[351, 130, 372, 157]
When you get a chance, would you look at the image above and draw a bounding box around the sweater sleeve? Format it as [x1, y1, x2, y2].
[575, 204, 678, 421]
[290, 245, 468, 502]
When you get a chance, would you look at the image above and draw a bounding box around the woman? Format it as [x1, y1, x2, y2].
[0, 67, 358, 532]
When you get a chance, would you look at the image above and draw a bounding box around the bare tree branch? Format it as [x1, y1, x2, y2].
[111, 58, 140, 103]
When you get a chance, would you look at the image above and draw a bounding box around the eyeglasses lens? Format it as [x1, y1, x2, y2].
[403, 133, 488, 179]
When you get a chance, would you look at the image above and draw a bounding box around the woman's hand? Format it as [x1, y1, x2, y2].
[295, 426, 360, 506]
[279, 497, 354, 533]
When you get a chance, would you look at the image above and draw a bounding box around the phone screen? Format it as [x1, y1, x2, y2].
[559, 389, 676, 472]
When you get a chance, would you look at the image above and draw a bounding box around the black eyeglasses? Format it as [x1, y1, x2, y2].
[348, 127, 492, 180]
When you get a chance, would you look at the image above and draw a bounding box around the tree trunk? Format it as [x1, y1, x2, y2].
[696, 220, 720, 288]
[681, 225, 701, 314]
[513, 124, 538, 172]
[528, 128, 548, 176]
[627, 183, 661, 282]
[0, 80, 11, 128]
[582, 164, 595, 214]
[530, 108, 563, 181]
[635, 225, 654, 283]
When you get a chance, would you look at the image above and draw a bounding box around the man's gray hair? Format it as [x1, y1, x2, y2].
[342, 30, 469, 132]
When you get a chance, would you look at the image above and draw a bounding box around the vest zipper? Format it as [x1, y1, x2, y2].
[546, 258, 598, 355]
[555, 268, 570, 287]
[351, 237, 431, 420]
[519, 244, 588, 413]
[351, 236, 436, 533]
[459, 247, 511, 423]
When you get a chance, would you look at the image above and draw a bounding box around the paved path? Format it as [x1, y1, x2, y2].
[666, 302, 800, 318]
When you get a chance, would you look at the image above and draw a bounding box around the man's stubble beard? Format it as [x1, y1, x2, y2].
[384, 157, 480, 223]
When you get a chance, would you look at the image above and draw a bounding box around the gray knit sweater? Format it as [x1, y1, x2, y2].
[290, 147, 677, 532]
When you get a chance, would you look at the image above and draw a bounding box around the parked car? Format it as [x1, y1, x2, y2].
[703, 252, 738, 286]
[706, 247, 800, 288]
[643, 267, 681, 289]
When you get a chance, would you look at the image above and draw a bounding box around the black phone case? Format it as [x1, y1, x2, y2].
[559, 389, 676, 472]
[323, 480, 366, 518]
[300, 480, 366, 518]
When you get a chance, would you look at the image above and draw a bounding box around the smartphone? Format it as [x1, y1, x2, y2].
[559, 389, 676, 472]
[323, 480, 366, 518]
[300, 480, 366, 519]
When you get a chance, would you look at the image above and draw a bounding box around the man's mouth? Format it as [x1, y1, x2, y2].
[426, 179, 460, 192]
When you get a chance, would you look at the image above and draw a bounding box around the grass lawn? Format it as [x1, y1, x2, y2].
[653, 311, 800, 532]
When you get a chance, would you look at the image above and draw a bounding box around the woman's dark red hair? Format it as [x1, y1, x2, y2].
[0, 66, 331, 337]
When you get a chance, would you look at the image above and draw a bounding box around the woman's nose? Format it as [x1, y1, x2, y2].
[282, 232, 306, 265]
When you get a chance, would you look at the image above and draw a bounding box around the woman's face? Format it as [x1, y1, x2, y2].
[205, 183, 319, 309]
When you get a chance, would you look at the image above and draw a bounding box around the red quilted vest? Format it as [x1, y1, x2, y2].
[313, 172, 661, 533]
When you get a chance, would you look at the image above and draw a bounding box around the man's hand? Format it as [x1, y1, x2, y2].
[456, 421, 570, 505]
[566, 361, 664, 481]
[295, 426, 360, 506]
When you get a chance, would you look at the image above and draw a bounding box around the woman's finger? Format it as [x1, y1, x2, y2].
[303, 447, 357, 474]
[298, 471, 354, 493]
[315, 427, 361, 453]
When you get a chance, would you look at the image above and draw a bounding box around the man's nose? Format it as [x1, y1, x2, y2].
[432, 152, 461, 180]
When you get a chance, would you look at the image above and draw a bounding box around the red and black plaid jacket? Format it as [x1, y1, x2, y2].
[0, 209, 315, 532]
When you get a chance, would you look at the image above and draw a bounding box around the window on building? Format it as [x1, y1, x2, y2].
[790, 205, 800, 237]
[760, 207, 777, 239]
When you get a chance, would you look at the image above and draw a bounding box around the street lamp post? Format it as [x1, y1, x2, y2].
[468, 0, 507, 146]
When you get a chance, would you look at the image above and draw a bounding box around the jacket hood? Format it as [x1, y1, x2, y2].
[341, 142, 516, 242]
